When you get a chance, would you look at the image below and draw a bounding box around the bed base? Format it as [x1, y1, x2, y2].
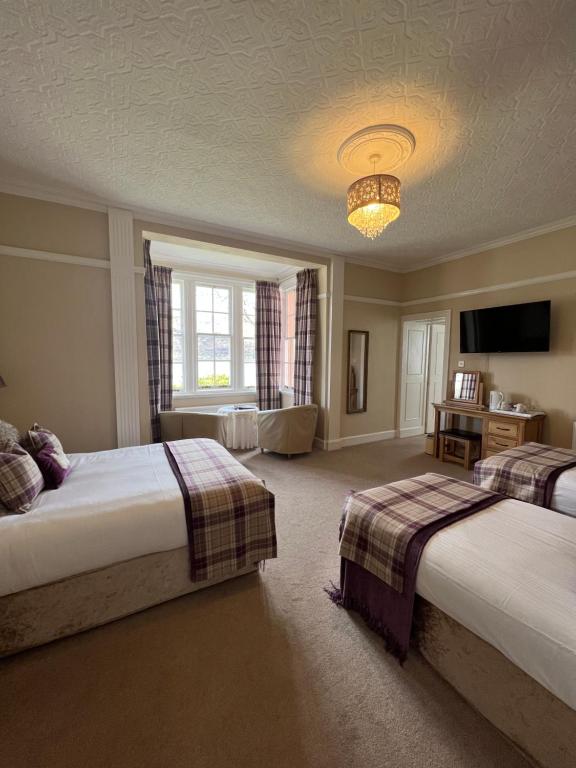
[0, 547, 257, 657]
[342, 559, 576, 768]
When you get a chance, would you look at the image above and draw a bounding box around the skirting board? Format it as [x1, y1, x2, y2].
[399, 426, 426, 438]
[314, 429, 397, 450]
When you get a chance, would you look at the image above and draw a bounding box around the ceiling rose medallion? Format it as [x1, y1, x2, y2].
[337, 125, 415, 239]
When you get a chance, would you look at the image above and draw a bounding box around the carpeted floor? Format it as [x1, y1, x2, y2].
[0, 437, 530, 768]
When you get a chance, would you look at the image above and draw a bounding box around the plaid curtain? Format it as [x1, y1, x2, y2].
[293, 269, 318, 405]
[144, 240, 172, 442]
[256, 281, 281, 411]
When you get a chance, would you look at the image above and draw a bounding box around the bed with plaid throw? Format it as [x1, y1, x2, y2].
[164, 439, 277, 582]
[474, 442, 576, 508]
[338, 473, 502, 661]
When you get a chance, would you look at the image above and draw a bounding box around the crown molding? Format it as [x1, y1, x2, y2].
[396, 215, 576, 273]
[1, 179, 575, 275]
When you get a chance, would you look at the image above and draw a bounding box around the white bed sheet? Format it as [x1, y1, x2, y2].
[0, 443, 187, 598]
[551, 466, 576, 517]
[416, 497, 576, 711]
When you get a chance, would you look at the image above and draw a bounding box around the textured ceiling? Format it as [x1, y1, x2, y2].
[1, 0, 575, 270]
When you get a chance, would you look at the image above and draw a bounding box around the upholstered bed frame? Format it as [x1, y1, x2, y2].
[414, 599, 576, 768]
[0, 547, 256, 658]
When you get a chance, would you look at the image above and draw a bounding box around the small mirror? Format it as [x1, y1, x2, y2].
[347, 331, 368, 413]
[449, 370, 482, 405]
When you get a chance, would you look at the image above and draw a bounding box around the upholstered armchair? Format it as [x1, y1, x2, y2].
[159, 411, 227, 444]
[257, 404, 318, 457]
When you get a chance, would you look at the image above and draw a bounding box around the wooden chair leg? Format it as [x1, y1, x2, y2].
[464, 440, 471, 471]
[439, 436, 445, 463]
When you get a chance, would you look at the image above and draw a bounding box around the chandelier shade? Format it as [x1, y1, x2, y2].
[347, 173, 401, 239]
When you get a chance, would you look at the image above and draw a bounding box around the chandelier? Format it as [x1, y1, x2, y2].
[347, 167, 401, 239]
[338, 125, 415, 240]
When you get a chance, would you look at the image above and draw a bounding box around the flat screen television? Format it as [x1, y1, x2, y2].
[460, 300, 551, 353]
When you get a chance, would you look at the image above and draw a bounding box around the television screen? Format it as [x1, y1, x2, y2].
[460, 300, 551, 353]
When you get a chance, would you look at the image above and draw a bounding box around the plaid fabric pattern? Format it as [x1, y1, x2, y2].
[164, 438, 277, 582]
[455, 372, 477, 400]
[0, 445, 44, 513]
[473, 442, 576, 508]
[144, 240, 173, 442]
[153, 265, 173, 413]
[293, 269, 317, 406]
[20, 424, 64, 456]
[340, 473, 501, 593]
[255, 281, 281, 411]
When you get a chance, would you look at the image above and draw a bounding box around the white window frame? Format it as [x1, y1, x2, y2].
[280, 277, 297, 393]
[172, 271, 256, 397]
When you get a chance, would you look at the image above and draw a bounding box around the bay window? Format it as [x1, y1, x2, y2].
[171, 274, 256, 395]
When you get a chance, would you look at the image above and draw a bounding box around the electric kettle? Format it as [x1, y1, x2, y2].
[489, 391, 504, 411]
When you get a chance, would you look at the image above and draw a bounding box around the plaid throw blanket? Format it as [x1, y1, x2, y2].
[338, 473, 502, 660]
[473, 442, 576, 508]
[164, 439, 277, 582]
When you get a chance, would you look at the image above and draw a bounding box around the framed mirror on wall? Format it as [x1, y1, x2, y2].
[347, 330, 369, 414]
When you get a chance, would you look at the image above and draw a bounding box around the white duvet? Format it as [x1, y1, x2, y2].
[0, 443, 187, 599]
[551, 466, 576, 517]
[417, 497, 576, 711]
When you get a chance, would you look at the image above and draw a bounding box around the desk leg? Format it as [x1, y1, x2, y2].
[433, 410, 441, 457]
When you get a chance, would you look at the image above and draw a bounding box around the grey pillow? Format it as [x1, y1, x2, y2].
[0, 420, 19, 452]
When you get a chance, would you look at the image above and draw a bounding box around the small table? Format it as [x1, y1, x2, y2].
[217, 405, 259, 450]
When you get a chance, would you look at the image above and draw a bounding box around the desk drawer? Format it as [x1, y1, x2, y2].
[487, 420, 519, 439]
[486, 434, 518, 452]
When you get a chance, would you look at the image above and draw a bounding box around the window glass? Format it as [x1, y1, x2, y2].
[195, 286, 231, 389]
[171, 282, 184, 391]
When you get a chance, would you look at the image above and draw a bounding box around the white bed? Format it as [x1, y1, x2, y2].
[416, 496, 576, 711]
[551, 465, 576, 516]
[0, 443, 189, 598]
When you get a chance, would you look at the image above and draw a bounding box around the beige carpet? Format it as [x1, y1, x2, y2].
[0, 438, 530, 768]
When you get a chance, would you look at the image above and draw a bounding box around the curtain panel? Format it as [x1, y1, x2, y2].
[293, 268, 318, 406]
[144, 239, 172, 442]
[256, 281, 282, 411]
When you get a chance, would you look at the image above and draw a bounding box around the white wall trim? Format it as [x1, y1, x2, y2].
[344, 294, 401, 307]
[315, 429, 397, 450]
[345, 270, 576, 309]
[0, 242, 145, 274]
[325, 256, 345, 447]
[0, 243, 110, 270]
[398, 215, 576, 273]
[401, 269, 576, 307]
[3, 180, 575, 276]
[399, 426, 426, 438]
[108, 208, 141, 448]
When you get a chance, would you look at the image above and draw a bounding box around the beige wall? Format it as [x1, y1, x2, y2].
[402, 226, 576, 448]
[344, 262, 402, 302]
[0, 194, 116, 451]
[340, 301, 399, 438]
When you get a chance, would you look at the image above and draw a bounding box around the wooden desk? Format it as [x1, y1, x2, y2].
[432, 403, 545, 460]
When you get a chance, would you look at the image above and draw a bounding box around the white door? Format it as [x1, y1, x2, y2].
[399, 321, 429, 436]
[425, 323, 446, 433]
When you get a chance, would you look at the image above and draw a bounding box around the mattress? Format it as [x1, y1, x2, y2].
[551, 466, 576, 516]
[0, 443, 189, 598]
[416, 497, 576, 711]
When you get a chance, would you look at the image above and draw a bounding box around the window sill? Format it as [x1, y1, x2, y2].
[173, 390, 256, 399]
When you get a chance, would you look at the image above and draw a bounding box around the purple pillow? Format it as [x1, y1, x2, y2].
[21, 423, 64, 457]
[35, 443, 72, 490]
[0, 445, 44, 513]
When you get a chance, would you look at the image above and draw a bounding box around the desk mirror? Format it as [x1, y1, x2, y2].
[347, 330, 368, 413]
[449, 370, 482, 406]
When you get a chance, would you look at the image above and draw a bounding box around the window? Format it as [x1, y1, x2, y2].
[282, 287, 296, 389]
[170, 274, 255, 395]
[196, 285, 231, 389]
[242, 289, 256, 388]
[172, 281, 184, 392]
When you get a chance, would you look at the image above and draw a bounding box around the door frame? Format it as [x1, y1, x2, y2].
[397, 310, 452, 437]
